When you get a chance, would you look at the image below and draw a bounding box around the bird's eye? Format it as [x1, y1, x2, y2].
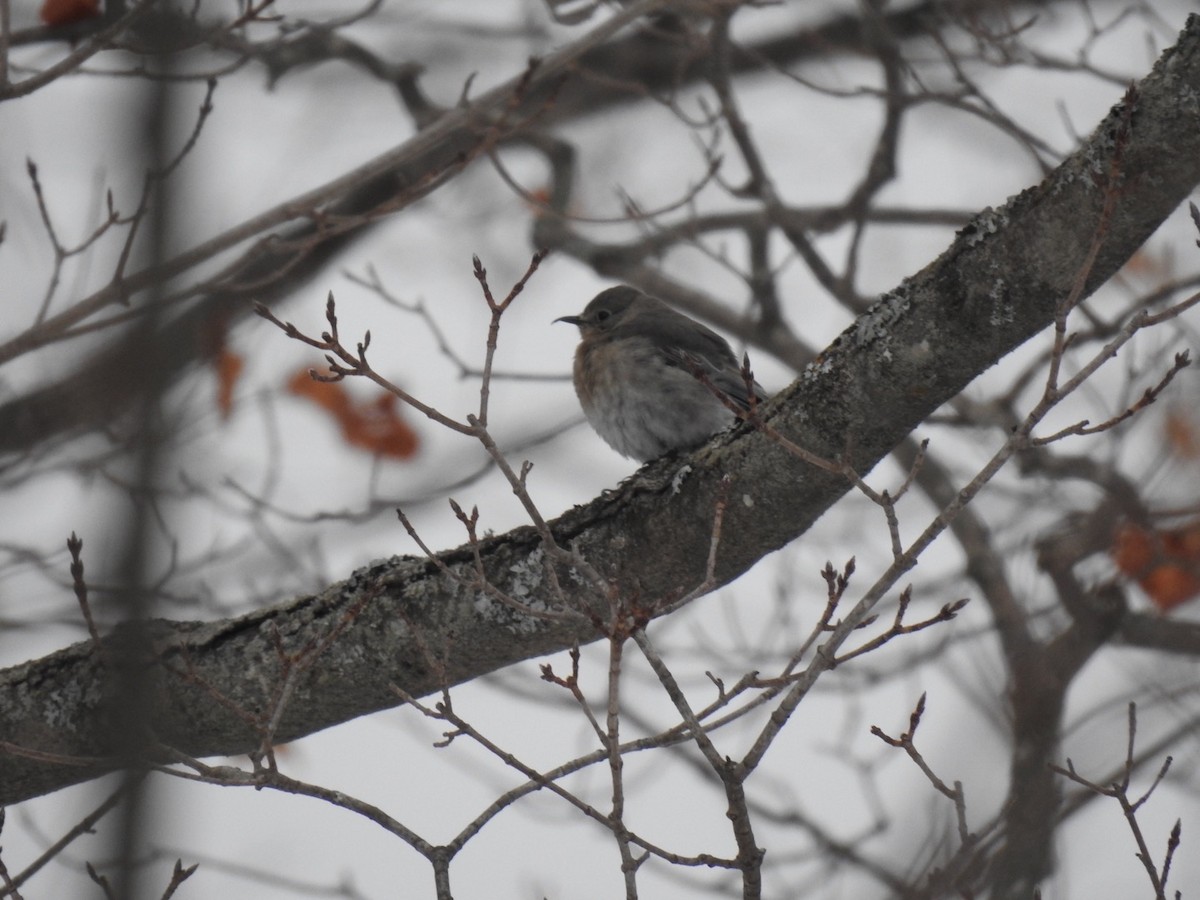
[595, 309, 612, 322]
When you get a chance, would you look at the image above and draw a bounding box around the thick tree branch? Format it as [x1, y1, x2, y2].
[2, 14, 1199, 807]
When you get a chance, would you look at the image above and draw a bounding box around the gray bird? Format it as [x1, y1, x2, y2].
[556, 286, 766, 461]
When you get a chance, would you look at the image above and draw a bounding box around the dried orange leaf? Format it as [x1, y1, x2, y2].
[1112, 521, 1200, 611]
[40, 0, 100, 25]
[214, 350, 244, 420]
[286, 369, 419, 459]
[1165, 410, 1200, 458]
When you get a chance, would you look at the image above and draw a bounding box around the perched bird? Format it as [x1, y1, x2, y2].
[555, 286, 766, 461]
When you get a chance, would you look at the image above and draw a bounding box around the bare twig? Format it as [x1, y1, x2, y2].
[1050, 704, 1182, 899]
[871, 693, 974, 847]
[66, 532, 104, 655]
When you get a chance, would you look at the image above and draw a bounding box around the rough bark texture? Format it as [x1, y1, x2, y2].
[2, 15, 1199, 807]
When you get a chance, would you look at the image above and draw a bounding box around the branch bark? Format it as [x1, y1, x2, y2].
[2, 14, 1199, 808]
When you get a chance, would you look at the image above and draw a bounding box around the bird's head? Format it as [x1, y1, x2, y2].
[554, 286, 644, 337]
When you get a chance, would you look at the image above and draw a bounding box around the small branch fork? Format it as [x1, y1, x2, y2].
[831, 587, 967, 666]
[471, 252, 545, 428]
[388, 682, 742, 898]
[871, 693, 973, 848]
[254, 250, 544, 438]
[1050, 703, 1182, 900]
[23, 78, 219, 327]
[255, 292, 468, 434]
[345, 263, 566, 383]
[85, 856, 197, 900]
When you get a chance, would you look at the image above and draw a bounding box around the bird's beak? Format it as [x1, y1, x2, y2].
[554, 314, 585, 326]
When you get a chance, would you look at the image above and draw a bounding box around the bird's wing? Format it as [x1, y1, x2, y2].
[657, 333, 766, 411]
[684, 350, 766, 411]
[620, 301, 767, 408]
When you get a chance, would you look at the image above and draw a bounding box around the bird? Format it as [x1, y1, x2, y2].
[555, 286, 766, 461]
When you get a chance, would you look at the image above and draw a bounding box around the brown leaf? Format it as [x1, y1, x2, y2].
[213, 350, 244, 420]
[1165, 410, 1200, 459]
[40, 0, 100, 26]
[286, 369, 419, 460]
[1112, 521, 1200, 612]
